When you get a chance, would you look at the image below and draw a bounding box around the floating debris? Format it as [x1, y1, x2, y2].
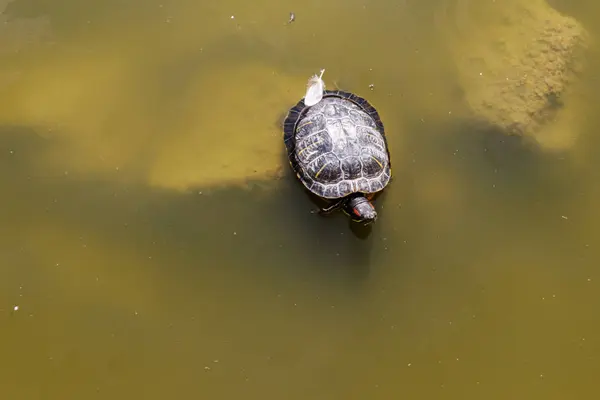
[304, 69, 326, 106]
[288, 12, 295, 24]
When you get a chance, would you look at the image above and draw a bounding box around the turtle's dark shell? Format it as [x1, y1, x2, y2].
[283, 90, 391, 199]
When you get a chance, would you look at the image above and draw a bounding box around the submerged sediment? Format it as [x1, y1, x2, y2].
[444, 0, 590, 151]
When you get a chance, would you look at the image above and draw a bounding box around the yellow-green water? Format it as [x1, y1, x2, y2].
[1, 0, 600, 398]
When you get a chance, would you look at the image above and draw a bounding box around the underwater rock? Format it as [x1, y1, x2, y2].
[444, 0, 590, 151]
[146, 62, 304, 191]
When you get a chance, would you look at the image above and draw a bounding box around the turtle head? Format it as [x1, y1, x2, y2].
[345, 194, 377, 225]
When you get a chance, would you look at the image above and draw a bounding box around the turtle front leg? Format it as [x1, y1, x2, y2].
[319, 199, 344, 215]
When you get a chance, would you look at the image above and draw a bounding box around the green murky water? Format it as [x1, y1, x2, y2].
[1, 0, 600, 398]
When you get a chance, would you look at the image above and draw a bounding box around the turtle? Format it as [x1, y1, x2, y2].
[283, 89, 392, 225]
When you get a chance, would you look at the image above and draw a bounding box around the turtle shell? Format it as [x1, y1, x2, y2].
[283, 90, 392, 199]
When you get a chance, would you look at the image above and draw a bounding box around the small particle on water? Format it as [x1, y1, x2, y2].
[479, 72, 483, 76]
[213, 359, 219, 363]
[204, 366, 211, 371]
[233, 231, 237, 235]
[407, 363, 412, 367]
[230, 15, 235, 19]
[13, 305, 19, 311]
[561, 215, 568, 220]
[287, 12, 295, 24]
[369, 83, 375, 90]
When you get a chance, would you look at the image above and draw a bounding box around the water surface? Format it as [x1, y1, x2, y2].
[1, 0, 600, 399]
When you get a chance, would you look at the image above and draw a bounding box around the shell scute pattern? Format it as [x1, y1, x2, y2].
[284, 91, 391, 199]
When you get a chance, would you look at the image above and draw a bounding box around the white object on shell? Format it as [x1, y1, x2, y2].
[304, 69, 326, 106]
